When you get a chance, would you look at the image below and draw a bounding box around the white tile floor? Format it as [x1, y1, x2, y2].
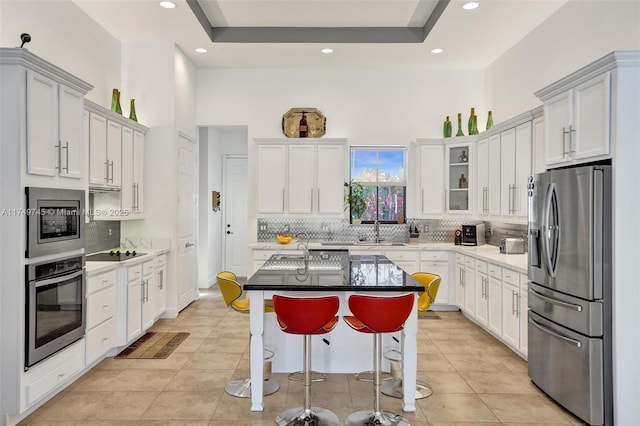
[20, 288, 585, 425]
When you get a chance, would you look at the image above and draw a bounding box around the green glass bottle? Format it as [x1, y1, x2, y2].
[443, 116, 452, 138]
[129, 99, 137, 122]
[468, 107, 475, 135]
[470, 114, 479, 135]
[110, 89, 119, 113]
[114, 90, 122, 115]
[486, 111, 494, 130]
[455, 113, 464, 137]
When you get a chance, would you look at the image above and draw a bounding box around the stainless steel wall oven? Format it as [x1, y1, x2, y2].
[25, 254, 86, 368]
[25, 187, 85, 258]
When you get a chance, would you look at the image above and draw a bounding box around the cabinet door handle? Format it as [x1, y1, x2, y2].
[105, 160, 110, 182]
[55, 142, 62, 171]
[421, 189, 424, 212]
[317, 188, 320, 212]
[282, 188, 285, 211]
[102, 304, 109, 309]
[62, 142, 69, 173]
[185, 242, 194, 248]
[108, 161, 114, 183]
[158, 270, 163, 289]
[568, 124, 576, 154]
[562, 127, 570, 157]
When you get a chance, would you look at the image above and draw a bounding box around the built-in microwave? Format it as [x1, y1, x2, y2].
[25, 187, 85, 258]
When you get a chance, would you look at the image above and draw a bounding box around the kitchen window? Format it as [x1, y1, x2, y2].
[350, 147, 406, 223]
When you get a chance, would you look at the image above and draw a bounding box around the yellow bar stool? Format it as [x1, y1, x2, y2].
[216, 271, 280, 398]
[381, 272, 441, 399]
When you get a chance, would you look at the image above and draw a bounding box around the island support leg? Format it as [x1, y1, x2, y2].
[249, 290, 265, 412]
[402, 297, 418, 412]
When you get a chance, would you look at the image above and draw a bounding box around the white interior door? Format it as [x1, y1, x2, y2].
[177, 133, 198, 311]
[223, 156, 248, 276]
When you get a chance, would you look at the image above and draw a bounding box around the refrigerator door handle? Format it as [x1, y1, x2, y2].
[529, 288, 583, 312]
[542, 183, 556, 277]
[529, 318, 582, 348]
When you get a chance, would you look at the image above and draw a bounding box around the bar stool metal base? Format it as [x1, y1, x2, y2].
[354, 370, 394, 382]
[225, 377, 280, 398]
[344, 410, 410, 426]
[381, 379, 433, 399]
[288, 370, 328, 382]
[275, 406, 340, 426]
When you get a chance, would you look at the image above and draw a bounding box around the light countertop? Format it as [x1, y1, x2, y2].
[249, 242, 527, 273]
[86, 248, 169, 275]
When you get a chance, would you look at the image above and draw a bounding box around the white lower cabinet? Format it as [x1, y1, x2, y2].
[487, 275, 502, 336]
[386, 250, 418, 275]
[141, 260, 156, 331]
[454, 254, 465, 309]
[86, 269, 117, 365]
[463, 257, 475, 316]
[474, 260, 488, 326]
[519, 274, 528, 357]
[155, 254, 168, 318]
[501, 270, 521, 350]
[419, 250, 450, 305]
[23, 341, 85, 407]
[126, 263, 143, 342]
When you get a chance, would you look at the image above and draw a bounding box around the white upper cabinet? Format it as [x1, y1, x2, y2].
[316, 144, 346, 214]
[500, 122, 531, 218]
[256, 139, 347, 216]
[88, 112, 121, 189]
[536, 64, 614, 168]
[26, 70, 84, 180]
[121, 128, 144, 216]
[257, 144, 286, 214]
[445, 138, 474, 214]
[414, 141, 445, 216]
[287, 144, 315, 213]
[477, 135, 501, 216]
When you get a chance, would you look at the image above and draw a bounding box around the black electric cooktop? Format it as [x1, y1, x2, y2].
[86, 250, 148, 262]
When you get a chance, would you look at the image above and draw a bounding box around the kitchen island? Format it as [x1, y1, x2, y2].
[244, 252, 424, 413]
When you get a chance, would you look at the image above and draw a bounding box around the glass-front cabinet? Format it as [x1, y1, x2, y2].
[445, 138, 474, 213]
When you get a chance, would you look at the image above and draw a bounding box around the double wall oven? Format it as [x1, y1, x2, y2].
[24, 187, 86, 369]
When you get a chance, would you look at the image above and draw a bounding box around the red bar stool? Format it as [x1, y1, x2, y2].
[273, 295, 341, 426]
[343, 293, 415, 426]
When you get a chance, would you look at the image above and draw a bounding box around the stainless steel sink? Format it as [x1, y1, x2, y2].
[320, 242, 355, 246]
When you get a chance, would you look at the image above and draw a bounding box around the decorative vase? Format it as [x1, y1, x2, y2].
[129, 99, 137, 122]
[455, 113, 464, 136]
[470, 114, 479, 135]
[486, 111, 494, 130]
[468, 107, 475, 135]
[443, 116, 452, 138]
[110, 89, 120, 113]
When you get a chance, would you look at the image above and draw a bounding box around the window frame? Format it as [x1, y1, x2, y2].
[349, 146, 407, 224]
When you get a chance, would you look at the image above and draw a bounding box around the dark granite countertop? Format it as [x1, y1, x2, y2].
[245, 253, 424, 292]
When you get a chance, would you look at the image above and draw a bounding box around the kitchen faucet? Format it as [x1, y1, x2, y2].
[295, 232, 310, 259]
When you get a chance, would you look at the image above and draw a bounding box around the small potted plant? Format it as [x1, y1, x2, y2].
[344, 181, 366, 224]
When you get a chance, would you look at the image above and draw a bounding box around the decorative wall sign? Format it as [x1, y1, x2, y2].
[282, 108, 326, 138]
[212, 190, 220, 212]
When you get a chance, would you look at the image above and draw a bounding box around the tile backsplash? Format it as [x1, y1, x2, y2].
[257, 217, 527, 248]
[85, 220, 120, 254]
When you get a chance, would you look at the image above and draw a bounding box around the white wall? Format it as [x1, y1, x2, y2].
[196, 68, 486, 142]
[485, 0, 640, 120]
[197, 126, 248, 287]
[0, 0, 121, 106]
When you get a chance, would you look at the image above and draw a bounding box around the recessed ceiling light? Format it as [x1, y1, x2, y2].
[431, 48, 444, 54]
[160, 1, 176, 9]
[195, 48, 207, 53]
[321, 48, 334, 54]
[463, 2, 479, 10]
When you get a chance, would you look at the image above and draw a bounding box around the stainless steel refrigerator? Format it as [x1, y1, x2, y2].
[527, 164, 612, 426]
